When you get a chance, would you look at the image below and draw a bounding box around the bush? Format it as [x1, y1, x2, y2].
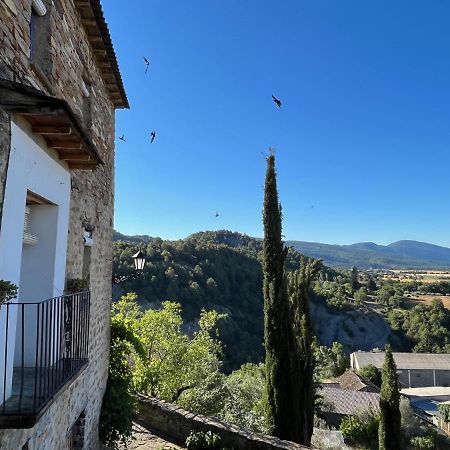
[357, 364, 381, 387]
[340, 411, 379, 448]
[410, 435, 434, 449]
[186, 430, 222, 450]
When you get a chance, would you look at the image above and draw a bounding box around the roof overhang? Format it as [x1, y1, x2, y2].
[74, 0, 129, 109]
[0, 79, 104, 170]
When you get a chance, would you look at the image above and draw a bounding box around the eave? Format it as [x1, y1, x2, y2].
[0, 79, 104, 170]
[74, 0, 129, 109]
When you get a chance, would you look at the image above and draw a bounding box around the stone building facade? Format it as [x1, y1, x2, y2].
[0, 0, 127, 448]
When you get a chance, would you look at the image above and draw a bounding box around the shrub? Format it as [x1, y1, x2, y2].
[357, 364, 382, 387]
[185, 430, 222, 450]
[339, 412, 379, 447]
[410, 435, 434, 449]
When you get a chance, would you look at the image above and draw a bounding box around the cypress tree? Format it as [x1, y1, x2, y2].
[379, 345, 402, 450]
[351, 265, 359, 290]
[288, 257, 322, 445]
[262, 153, 293, 440]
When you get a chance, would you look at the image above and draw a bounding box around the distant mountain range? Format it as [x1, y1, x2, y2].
[286, 239, 450, 269]
[114, 230, 450, 269]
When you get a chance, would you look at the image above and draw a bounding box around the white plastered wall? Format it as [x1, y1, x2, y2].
[0, 117, 71, 401]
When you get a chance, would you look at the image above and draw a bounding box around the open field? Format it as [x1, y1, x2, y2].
[383, 270, 450, 283]
[403, 294, 450, 310]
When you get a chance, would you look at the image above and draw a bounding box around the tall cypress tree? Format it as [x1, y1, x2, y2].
[288, 257, 322, 445]
[379, 345, 402, 450]
[262, 153, 293, 440]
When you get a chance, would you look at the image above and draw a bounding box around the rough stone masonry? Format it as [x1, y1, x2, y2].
[0, 0, 127, 448]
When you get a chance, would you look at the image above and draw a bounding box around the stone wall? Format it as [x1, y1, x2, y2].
[0, 0, 120, 448]
[136, 396, 309, 450]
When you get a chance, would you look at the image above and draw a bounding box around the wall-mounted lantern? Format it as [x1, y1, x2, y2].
[132, 250, 146, 271]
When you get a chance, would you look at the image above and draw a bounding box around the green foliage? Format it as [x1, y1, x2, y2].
[113, 234, 266, 372]
[357, 364, 381, 387]
[354, 287, 369, 304]
[0, 280, 17, 305]
[379, 346, 401, 450]
[438, 403, 450, 422]
[367, 275, 377, 292]
[115, 297, 225, 402]
[65, 278, 89, 292]
[387, 299, 450, 352]
[185, 430, 222, 450]
[339, 412, 379, 448]
[351, 266, 359, 290]
[287, 259, 322, 445]
[218, 363, 267, 433]
[313, 340, 349, 381]
[410, 435, 435, 449]
[262, 153, 294, 440]
[99, 296, 144, 448]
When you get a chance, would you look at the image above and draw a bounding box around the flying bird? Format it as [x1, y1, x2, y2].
[215, 211, 219, 218]
[119, 134, 126, 142]
[143, 57, 150, 74]
[272, 94, 282, 108]
[150, 131, 156, 143]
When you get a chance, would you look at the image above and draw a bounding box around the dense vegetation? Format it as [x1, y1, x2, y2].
[113, 230, 325, 371]
[387, 299, 450, 353]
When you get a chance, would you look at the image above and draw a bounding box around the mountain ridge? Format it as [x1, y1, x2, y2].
[114, 230, 450, 269]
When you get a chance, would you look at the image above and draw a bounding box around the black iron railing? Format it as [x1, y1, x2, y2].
[0, 291, 90, 418]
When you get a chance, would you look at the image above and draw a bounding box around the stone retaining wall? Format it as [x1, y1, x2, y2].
[136, 396, 309, 450]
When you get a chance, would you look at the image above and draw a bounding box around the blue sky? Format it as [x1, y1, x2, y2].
[104, 1, 450, 246]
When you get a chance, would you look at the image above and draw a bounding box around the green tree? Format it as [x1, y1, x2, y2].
[357, 363, 382, 387]
[351, 266, 359, 290]
[99, 294, 144, 448]
[367, 275, 377, 292]
[354, 287, 369, 304]
[288, 258, 322, 445]
[133, 301, 225, 402]
[262, 153, 295, 441]
[379, 346, 401, 450]
[219, 363, 267, 432]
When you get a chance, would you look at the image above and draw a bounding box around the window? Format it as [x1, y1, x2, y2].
[29, 0, 52, 78]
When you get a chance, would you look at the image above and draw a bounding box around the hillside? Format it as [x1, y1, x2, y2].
[113, 230, 394, 371]
[286, 239, 450, 269]
[115, 230, 450, 269]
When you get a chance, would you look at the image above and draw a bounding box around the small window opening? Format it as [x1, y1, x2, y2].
[69, 410, 86, 450]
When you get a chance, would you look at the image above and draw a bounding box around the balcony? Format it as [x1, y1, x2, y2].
[0, 291, 90, 428]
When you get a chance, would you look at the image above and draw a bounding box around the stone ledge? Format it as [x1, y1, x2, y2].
[136, 395, 310, 450]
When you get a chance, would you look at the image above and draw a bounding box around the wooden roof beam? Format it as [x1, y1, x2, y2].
[32, 126, 72, 135]
[59, 153, 91, 161]
[47, 142, 83, 150]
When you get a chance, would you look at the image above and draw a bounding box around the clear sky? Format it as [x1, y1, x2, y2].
[104, 1, 450, 247]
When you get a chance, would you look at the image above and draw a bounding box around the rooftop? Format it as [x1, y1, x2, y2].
[319, 386, 380, 416]
[335, 370, 379, 393]
[352, 352, 450, 370]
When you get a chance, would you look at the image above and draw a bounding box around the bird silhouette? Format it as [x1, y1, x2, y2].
[215, 211, 219, 218]
[119, 134, 126, 142]
[272, 94, 282, 108]
[143, 57, 150, 74]
[150, 131, 156, 143]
